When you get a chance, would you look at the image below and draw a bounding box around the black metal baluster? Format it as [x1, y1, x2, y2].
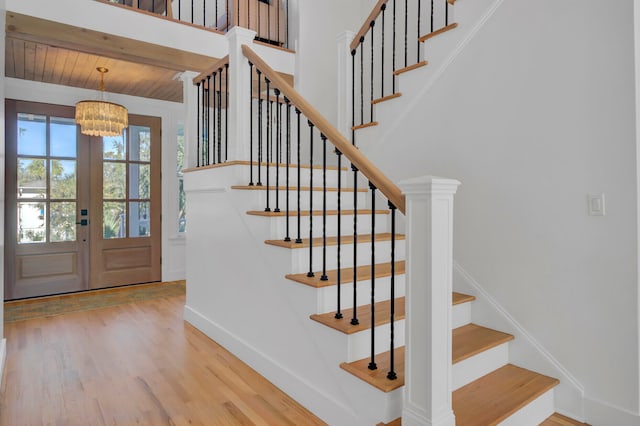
[370, 21, 375, 123]
[284, 97, 291, 242]
[321, 134, 328, 282]
[209, 72, 214, 164]
[381, 4, 386, 98]
[274, 89, 281, 212]
[404, 0, 408, 67]
[277, 0, 281, 45]
[286, 0, 289, 47]
[205, 76, 210, 165]
[178, 0, 181, 20]
[445, 0, 449, 26]
[196, 82, 201, 167]
[368, 182, 377, 371]
[215, 0, 219, 30]
[152, 0, 155, 13]
[351, 50, 356, 145]
[392, 0, 396, 93]
[387, 201, 398, 380]
[307, 121, 315, 278]
[265, 78, 271, 211]
[257, 70, 263, 186]
[431, 0, 435, 33]
[295, 108, 302, 244]
[335, 149, 343, 319]
[203, 0, 206, 28]
[191, 0, 193, 23]
[360, 38, 364, 126]
[165, 0, 168, 16]
[217, 67, 222, 163]
[225, 63, 229, 162]
[417, 0, 422, 62]
[351, 165, 359, 326]
[227, 0, 230, 30]
[249, 62, 254, 185]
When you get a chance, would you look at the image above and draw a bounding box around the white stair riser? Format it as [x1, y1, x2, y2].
[452, 301, 472, 328]
[452, 342, 509, 391]
[264, 213, 391, 239]
[243, 167, 348, 187]
[254, 189, 368, 211]
[346, 320, 406, 362]
[315, 275, 406, 314]
[286, 240, 406, 274]
[498, 389, 555, 426]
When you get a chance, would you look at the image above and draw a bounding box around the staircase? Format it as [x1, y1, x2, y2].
[184, 1, 592, 424]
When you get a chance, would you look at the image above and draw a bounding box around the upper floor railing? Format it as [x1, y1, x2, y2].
[105, 0, 290, 47]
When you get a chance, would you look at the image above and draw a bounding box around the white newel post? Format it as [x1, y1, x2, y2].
[181, 71, 200, 169]
[399, 176, 460, 426]
[336, 30, 355, 138]
[226, 27, 257, 161]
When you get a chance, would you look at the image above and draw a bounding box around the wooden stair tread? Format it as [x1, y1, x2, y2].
[452, 324, 514, 364]
[247, 209, 389, 217]
[372, 92, 402, 105]
[340, 347, 405, 393]
[541, 413, 590, 426]
[231, 185, 368, 192]
[265, 233, 405, 249]
[453, 364, 560, 425]
[418, 22, 459, 42]
[452, 291, 475, 305]
[377, 419, 401, 426]
[352, 121, 379, 131]
[286, 261, 405, 288]
[393, 60, 428, 76]
[311, 297, 405, 334]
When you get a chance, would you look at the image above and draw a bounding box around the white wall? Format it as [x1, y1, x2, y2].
[363, 0, 640, 421]
[5, 78, 186, 282]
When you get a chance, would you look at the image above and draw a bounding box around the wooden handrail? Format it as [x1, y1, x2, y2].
[350, 0, 389, 52]
[193, 55, 230, 84]
[242, 45, 405, 214]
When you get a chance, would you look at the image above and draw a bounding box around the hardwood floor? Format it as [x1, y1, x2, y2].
[0, 292, 326, 425]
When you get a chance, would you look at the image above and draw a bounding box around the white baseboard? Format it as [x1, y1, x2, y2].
[183, 304, 362, 426]
[584, 396, 640, 426]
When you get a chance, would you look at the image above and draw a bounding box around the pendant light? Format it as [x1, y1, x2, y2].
[75, 67, 128, 137]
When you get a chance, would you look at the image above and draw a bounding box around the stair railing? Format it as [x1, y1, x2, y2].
[104, 0, 290, 48]
[192, 56, 230, 167]
[349, 0, 455, 145]
[244, 44, 406, 380]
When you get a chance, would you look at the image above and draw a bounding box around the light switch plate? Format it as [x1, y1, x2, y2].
[588, 193, 605, 216]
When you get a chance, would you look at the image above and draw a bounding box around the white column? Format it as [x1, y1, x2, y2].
[336, 30, 355, 138]
[399, 176, 460, 426]
[180, 71, 199, 169]
[226, 26, 257, 161]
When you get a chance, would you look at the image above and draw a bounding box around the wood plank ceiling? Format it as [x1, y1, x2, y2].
[4, 11, 223, 103]
[6, 38, 184, 103]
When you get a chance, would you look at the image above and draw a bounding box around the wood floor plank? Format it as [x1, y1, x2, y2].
[453, 364, 559, 425]
[0, 290, 326, 425]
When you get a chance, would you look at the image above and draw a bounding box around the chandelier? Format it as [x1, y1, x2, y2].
[75, 67, 128, 137]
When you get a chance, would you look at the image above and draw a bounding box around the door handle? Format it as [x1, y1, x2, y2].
[76, 219, 88, 226]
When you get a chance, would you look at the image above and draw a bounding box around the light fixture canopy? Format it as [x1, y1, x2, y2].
[75, 67, 128, 137]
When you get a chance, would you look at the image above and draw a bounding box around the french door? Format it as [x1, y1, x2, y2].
[4, 100, 161, 300]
